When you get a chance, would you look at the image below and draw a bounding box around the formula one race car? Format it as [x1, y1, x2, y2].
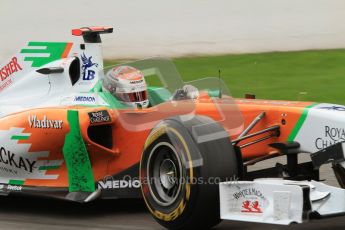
[2, 27, 345, 229]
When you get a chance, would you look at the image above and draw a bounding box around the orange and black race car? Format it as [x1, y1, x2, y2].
[1, 27, 345, 229]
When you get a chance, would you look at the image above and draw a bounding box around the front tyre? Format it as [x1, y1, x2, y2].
[140, 116, 239, 229]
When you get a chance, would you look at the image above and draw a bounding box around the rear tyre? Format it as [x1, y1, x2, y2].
[140, 115, 240, 229]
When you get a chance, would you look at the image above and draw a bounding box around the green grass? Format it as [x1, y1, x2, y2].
[105, 49, 345, 105]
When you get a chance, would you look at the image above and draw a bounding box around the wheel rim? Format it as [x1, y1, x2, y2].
[147, 142, 183, 207]
[160, 159, 178, 190]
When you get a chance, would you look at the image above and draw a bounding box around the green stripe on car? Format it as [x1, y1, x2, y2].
[63, 110, 95, 192]
[11, 135, 29, 140]
[9, 180, 24, 185]
[39, 165, 61, 170]
[20, 42, 69, 67]
[288, 103, 318, 141]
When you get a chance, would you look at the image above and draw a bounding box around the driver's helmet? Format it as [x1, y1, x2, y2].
[103, 66, 149, 108]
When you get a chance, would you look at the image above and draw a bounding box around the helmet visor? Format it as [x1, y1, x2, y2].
[115, 90, 148, 103]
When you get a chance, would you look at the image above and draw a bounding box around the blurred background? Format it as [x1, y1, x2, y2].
[1, 0, 345, 59]
[1, 0, 345, 102]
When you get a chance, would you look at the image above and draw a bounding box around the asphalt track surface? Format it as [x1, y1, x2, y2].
[1, 155, 345, 230]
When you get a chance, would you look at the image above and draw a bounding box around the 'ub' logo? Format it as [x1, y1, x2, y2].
[81, 53, 98, 80]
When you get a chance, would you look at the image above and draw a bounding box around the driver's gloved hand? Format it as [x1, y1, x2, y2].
[183, 85, 199, 99]
[172, 85, 199, 100]
[172, 89, 188, 101]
